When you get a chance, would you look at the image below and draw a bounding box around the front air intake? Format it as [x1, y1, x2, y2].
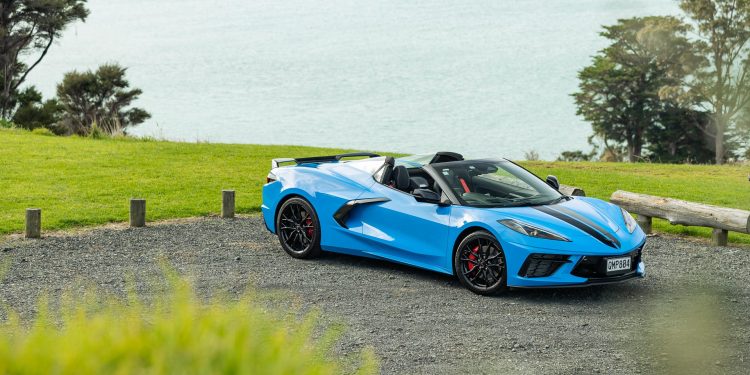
[519, 254, 570, 278]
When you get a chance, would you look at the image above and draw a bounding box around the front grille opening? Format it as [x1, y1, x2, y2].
[571, 246, 643, 279]
[519, 254, 570, 278]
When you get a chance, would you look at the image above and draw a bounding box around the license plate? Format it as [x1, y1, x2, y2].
[606, 257, 631, 274]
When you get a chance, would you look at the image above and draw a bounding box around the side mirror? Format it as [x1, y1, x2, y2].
[413, 189, 450, 206]
[546, 175, 560, 190]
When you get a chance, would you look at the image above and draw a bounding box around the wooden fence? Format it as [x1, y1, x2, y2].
[610, 190, 749, 246]
[24, 190, 237, 239]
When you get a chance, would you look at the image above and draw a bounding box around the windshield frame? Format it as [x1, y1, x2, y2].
[426, 158, 563, 208]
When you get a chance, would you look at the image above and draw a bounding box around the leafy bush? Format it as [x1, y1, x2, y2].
[557, 149, 597, 162]
[30, 127, 55, 136]
[12, 87, 63, 133]
[0, 119, 14, 129]
[57, 64, 150, 136]
[523, 150, 540, 161]
[0, 274, 378, 375]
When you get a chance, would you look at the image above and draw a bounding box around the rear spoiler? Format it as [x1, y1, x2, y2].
[271, 152, 381, 168]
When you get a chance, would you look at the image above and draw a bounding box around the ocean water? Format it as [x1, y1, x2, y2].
[26, 0, 678, 159]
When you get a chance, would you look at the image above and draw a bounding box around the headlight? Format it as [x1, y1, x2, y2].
[621, 208, 637, 233]
[498, 219, 570, 241]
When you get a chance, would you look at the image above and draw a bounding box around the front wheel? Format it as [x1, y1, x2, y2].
[454, 231, 507, 295]
[276, 197, 321, 259]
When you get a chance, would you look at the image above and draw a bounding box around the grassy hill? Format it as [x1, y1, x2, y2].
[1, 129, 748, 244]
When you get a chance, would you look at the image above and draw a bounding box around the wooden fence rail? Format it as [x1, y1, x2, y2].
[559, 184, 585, 197]
[610, 190, 750, 246]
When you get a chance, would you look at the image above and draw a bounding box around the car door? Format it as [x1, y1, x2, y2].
[348, 181, 453, 274]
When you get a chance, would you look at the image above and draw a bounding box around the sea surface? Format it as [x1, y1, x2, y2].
[27, 0, 679, 159]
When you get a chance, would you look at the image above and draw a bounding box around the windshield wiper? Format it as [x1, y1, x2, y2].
[541, 195, 569, 206]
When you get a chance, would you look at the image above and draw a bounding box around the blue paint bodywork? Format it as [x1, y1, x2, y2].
[262, 158, 646, 288]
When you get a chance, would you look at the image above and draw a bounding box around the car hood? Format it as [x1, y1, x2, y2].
[486, 197, 626, 245]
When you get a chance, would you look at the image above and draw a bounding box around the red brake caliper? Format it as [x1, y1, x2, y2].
[467, 245, 479, 272]
[305, 217, 314, 237]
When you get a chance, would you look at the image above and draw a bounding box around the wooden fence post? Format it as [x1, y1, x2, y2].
[130, 199, 146, 227]
[25, 208, 41, 239]
[636, 214, 652, 234]
[711, 229, 728, 247]
[222, 190, 235, 219]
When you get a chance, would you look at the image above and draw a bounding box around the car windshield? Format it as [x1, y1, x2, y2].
[432, 159, 562, 208]
[395, 153, 436, 168]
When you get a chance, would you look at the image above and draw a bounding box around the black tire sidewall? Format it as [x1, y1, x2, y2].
[276, 197, 322, 259]
[454, 231, 507, 295]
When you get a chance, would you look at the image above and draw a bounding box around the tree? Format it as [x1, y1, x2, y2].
[56, 64, 151, 135]
[676, 0, 750, 164]
[11, 86, 61, 131]
[0, 0, 89, 119]
[647, 106, 715, 163]
[573, 17, 702, 162]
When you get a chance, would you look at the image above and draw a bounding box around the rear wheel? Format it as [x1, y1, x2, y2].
[276, 197, 321, 259]
[454, 231, 507, 295]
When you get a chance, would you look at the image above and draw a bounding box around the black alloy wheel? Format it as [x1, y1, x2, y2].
[454, 231, 507, 295]
[276, 197, 321, 258]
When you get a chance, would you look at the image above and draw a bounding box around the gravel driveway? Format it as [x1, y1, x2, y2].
[1, 216, 749, 374]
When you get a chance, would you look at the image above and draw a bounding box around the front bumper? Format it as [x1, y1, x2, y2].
[505, 241, 646, 288]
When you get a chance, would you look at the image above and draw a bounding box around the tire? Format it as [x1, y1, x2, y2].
[454, 231, 507, 295]
[275, 197, 322, 259]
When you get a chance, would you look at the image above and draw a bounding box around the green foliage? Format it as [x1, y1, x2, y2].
[646, 106, 715, 163]
[523, 150, 540, 161]
[0, 129, 747, 244]
[88, 121, 105, 139]
[11, 87, 63, 133]
[0, 272, 379, 374]
[0, 119, 15, 129]
[56, 63, 151, 136]
[557, 149, 598, 162]
[0, 0, 89, 119]
[30, 127, 54, 136]
[673, 0, 750, 164]
[573, 16, 705, 162]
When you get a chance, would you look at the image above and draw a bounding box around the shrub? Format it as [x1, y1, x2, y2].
[557, 149, 597, 162]
[11, 87, 63, 132]
[0, 274, 378, 375]
[30, 127, 55, 136]
[0, 119, 15, 129]
[523, 150, 540, 161]
[88, 122, 105, 139]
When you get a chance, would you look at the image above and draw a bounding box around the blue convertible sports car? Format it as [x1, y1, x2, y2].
[261, 152, 646, 295]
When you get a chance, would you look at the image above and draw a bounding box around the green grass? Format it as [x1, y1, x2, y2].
[0, 129, 363, 234]
[0, 270, 378, 374]
[1, 128, 748, 244]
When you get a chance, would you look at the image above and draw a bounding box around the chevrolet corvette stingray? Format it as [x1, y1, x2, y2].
[261, 152, 646, 295]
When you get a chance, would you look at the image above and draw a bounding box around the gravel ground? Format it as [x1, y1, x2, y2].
[1, 216, 749, 374]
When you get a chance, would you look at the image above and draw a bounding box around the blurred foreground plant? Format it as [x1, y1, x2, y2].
[0, 273, 378, 375]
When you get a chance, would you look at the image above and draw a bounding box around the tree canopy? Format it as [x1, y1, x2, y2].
[0, 0, 89, 119]
[676, 0, 750, 164]
[573, 16, 704, 162]
[56, 64, 151, 135]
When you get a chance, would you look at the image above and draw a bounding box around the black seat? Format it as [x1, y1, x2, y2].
[380, 156, 395, 184]
[393, 165, 411, 192]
